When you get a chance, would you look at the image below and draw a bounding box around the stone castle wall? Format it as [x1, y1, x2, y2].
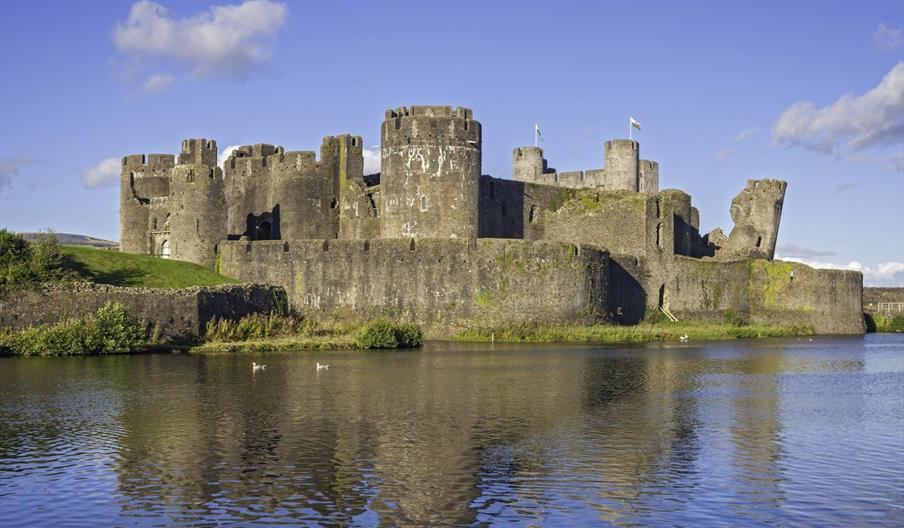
[217, 238, 609, 335]
[0, 283, 287, 342]
[648, 257, 865, 334]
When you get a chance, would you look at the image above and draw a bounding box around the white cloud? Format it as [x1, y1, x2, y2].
[363, 147, 381, 174]
[776, 244, 836, 258]
[715, 148, 733, 160]
[84, 158, 121, 189]
[833, 182, 860, 193]
[218, 145, 241, 169]
[113, 0, 288, 80]
[141, 73, 174, 93]
[778, 256, 904, 287]
[734, 128, 758, 143]
[772, 61, 904, 155]
[874, 23, 903, 51]
[0, 156, 34, 190]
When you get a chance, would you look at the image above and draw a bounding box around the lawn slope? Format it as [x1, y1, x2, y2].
[62, 245, 237, 288]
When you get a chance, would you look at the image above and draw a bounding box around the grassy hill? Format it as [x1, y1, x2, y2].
[62, 245, 237, 288]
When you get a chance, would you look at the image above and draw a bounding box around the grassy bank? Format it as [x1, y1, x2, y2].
[452, 321, 812, 344]
[191, 315, 423, 353]
[865, 313, 904, 333]
[61, 245, 236, 288]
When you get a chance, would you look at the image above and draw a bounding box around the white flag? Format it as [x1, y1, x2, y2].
[630, 117, 642, 130]
[535, 123, 542, 141]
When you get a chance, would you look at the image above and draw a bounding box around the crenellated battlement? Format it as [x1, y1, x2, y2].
[385, 106, 473, 120]
[382, 106, 480, 148]
[178, 138, 217, 166]
[122, 153, 175, 172]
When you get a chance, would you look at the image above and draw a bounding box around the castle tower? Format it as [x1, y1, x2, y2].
[512, 147, 549, 184]
[168, 139, 226, 268]
[380, 106, 481, 239]
[604, 139, 639, 191]
[119, 153, 174, 254]
[224, 143, 284, 239]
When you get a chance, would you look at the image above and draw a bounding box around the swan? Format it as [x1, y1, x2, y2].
[679, 334, 689, 342]
[252, 362, 266, 372]
[316, 362, 329, 370]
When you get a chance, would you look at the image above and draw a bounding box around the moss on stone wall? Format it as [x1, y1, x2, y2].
[752, 260, 793, 307]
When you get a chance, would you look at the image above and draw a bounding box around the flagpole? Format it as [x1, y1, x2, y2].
[629, 117, 632, 141]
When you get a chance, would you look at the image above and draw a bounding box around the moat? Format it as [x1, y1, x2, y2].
[1, 336, 901, 527]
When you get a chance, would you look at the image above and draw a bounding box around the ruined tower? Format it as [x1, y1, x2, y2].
[380, 106, 481, 239]
[119, 153, 174, 255]
[711, 179, 787, 260]
[168, 139, 226, 267]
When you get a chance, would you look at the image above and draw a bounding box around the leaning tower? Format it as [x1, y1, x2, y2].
[380, 106, 481, 239]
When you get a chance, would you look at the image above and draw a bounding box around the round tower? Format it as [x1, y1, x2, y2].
[168, 139, 226, 268]
[604, 139, 639, 191]
[119, 153, 173, 254]
[380, 106, 481, 239]
[512, 147, 547, 184]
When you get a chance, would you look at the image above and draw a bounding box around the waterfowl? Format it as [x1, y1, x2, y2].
[679, 334, 689, 342]
[316, 362, 329, 370]
[252, 362, 266, 372]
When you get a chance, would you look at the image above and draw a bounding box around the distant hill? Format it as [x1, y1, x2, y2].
[19, 232, 118, 249]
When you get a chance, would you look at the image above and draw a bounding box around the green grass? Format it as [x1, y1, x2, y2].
[61, 245, 237, 288]
[451, 321, 812, 344]
[190, 336, 359, 353]
[865, 313, 904, 333]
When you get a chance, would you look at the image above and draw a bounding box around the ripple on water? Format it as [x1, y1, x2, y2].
[0, 335, 902, 526]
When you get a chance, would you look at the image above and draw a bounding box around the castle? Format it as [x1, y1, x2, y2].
[120, 106, 865, 334]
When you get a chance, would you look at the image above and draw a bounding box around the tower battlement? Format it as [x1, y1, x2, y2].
[382, 106, 480, 147]
[122, 154, 175, 172]
[385, 106, 473, 120]
[178, 138, 217, 166]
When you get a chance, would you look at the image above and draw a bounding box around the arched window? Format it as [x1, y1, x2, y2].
[160, 240, 170, 259]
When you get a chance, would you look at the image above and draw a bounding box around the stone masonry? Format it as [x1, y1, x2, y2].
[118, 105, 865, 335]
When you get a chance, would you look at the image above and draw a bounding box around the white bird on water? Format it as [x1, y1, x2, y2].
[316, 362, 329, 371]
[252, 362, 266, 372]
[679, 334, 689, 342]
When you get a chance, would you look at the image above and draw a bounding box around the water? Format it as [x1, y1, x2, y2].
[1, 335, 902, 527]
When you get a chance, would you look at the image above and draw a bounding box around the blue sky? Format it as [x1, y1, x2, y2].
[1, 0, 902, 285]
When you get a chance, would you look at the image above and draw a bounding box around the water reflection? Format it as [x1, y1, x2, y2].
[0, 335, 901, 527]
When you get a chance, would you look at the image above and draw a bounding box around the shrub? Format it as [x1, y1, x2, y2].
[93, 301, 146, 352]
[356, 320, 424, 349]
[394, 322, 424, 348]
[0, 229, 72, 293]
[0, 301, 146, 356]
[868, 313, 904, 333]
[356, 320, 398, 348]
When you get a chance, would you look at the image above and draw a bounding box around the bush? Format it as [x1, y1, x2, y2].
[356, 320, 424, 349]
[867, 313, 904, 333]
[0, 229, 72, 293]
[0, 301, 146, 356]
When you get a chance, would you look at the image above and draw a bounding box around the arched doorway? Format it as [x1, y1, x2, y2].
[160, 240, 170, 259]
